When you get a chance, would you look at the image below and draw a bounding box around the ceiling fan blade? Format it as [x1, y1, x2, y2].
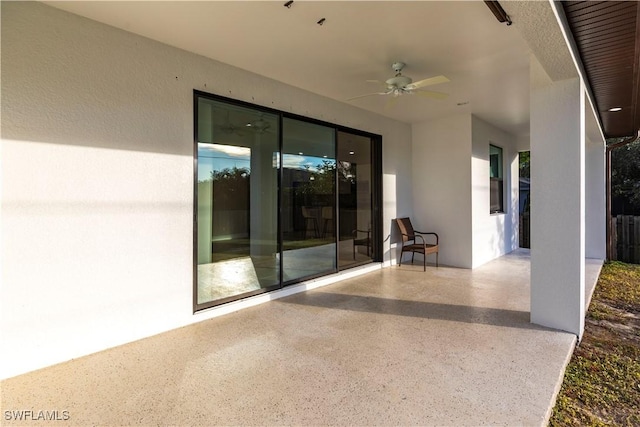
[346, 92, 387, 101]
[414, 90, 449, 100]
[405, 75, 450, 90]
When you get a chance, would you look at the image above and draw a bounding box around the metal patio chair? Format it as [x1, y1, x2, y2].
[395, 217, 439, 271]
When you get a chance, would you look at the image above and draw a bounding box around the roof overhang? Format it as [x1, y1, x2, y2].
[562, 1, 640, 139]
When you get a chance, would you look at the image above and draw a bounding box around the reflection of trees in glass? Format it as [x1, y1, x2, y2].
[203, 167, 250, 210]
[519, 151, 530, 179]
[296, 160, 336, 197]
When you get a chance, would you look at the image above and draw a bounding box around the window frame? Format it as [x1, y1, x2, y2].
[489, 144, 505, 214]
[193, 90, 383, 312]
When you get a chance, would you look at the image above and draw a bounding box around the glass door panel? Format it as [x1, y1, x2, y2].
[337, 131, 373, 268]
[282, 118, 336, 282]
[196, 98, 279, 305]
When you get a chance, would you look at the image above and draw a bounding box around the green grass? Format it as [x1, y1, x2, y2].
[549, 261, 640, 427]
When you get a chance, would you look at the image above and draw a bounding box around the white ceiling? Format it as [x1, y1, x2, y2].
[45, 1, 533, 137]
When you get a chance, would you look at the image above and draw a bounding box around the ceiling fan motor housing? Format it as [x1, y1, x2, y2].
[391, 61, 406, 73]
[386, 75, 412, 89]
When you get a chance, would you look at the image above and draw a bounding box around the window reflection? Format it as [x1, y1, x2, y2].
[337, 131, 373, 268]
[196, 99, 279, 305]
[195, 95, 378, 309]
[282, 118, 337, 282]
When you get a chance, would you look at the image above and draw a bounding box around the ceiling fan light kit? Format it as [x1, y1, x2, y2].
[348, 62, 450, 103]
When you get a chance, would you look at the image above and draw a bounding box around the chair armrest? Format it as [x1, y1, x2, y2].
[415, 231, 439, 244]
[353, 229, 371, 238]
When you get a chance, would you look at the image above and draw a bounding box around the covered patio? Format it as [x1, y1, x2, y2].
[1, 250, 602, 426]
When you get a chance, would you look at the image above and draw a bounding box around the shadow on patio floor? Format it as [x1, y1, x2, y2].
[282, 291, 552, 331]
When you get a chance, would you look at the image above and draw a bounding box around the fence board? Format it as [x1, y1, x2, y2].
[636, 217, 640, 263]
[615, 215, 640, 264]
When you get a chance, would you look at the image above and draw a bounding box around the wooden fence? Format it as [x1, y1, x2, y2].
[611, 215, 640, 264]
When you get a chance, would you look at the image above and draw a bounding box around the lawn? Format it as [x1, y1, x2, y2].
[549, 261, 640, 426]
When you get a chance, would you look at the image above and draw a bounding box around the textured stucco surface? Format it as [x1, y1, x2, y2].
[530, 57, 586, 337]
[504, 1, 578, 82]
[0, 1, 412, 379]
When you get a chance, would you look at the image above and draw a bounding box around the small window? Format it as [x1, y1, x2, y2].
[490, 144, 504, 213]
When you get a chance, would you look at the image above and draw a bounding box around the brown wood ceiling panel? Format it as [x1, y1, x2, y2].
[578, 30, 635, 47]
[563, 1, 640, 138]
[564, 1, 620, 15]
[571, 15, 636, 32]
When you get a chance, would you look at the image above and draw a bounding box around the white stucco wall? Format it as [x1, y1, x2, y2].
[411, 115, 518, 269]
[585, 140, 606, 260]
[1, 2, 413, 378]
[471, 116, 519, 268]
[584, 103, 606, 261]
[516, 134, 531, 153]
[529, 55, 585, 337]
[411, 115, 473, 268]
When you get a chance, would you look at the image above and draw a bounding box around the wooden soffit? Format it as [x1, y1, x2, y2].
[562, 1, 640, 138]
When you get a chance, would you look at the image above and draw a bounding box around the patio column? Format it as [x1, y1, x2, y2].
[585, 132, 606, 260]
[530, 59, 585, 338]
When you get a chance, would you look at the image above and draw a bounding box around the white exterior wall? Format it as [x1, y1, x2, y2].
[471, 116, 519, 268]
[516, 135, 531, 153]
[411, 115, 473, 268]
[584, 106, 606, 260]
[530, 56, 585, 338]
[1, 2, 412, 379]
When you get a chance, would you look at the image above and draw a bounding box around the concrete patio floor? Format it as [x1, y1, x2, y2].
[1, 250, 603, 426]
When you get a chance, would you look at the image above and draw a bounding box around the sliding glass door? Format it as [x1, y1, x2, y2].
[196, 98, 279, 305]
[281, 118, 337, 282]
[195, 92, 380, 310]
[337, 131, 374, 268]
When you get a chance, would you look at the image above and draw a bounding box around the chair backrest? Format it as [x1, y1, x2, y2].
[301, 206, 311, 218]
[396, 217, 415, 243]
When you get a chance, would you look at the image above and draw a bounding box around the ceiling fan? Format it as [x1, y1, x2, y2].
[348, 62, 450, 102]
[214, 110, 245, 136]
[245, 113, 272, 134]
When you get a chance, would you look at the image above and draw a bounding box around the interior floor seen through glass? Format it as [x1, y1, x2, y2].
[196, 99, 279, 304]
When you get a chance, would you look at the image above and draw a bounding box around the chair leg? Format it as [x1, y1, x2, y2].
[399, 249, 403, 266]
[423, 253, 426, 271]
[436, 252, 439, 267]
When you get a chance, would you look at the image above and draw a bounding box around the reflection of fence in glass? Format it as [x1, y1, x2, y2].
[519, 214, 530, 249]
[210, 166, 250, 239]
[611, 215, 640, 264]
